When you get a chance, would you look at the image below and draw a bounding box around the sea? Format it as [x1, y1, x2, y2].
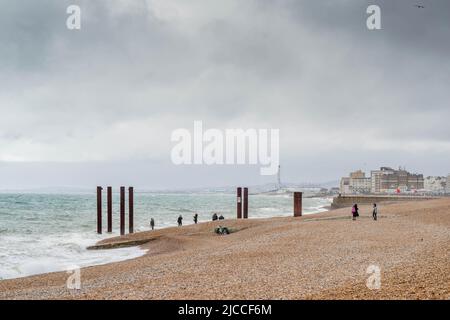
[0, 191, 332, 280]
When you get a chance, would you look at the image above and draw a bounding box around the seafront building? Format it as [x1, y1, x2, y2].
[340, 167, 425, 195]
[339, 177, 350, 194]
[349, 170, 371, 194]
[424, 176, 447, 193]
[339, 170, 371, 194]
[446, 174, 450, 194]
[371, 167, 424, 193]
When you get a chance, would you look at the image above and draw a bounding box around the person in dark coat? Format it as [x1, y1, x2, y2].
[177, 215, 183, 226]
[212, 213, 218, 221]
[193, 213, 198, 224]
[372, 203, 378, 221]
[352, 204, 359, 221]
[150, 218, 155, 230]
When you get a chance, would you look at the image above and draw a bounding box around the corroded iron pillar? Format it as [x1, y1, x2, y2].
[120, 186, 125, 235]
[294, 192, 303, 217]
[243, 187, 248, 219]
[237, 187, 242, 219]
[107, 186, 112, 233]
[96, 186, 103, 234]
[129, 187, 134, 234]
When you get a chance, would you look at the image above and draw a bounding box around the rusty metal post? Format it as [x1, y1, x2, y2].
[120, 186, 125, 235]
[294, 192, 303, 217]
[107, 186, 112, 233]
[237, 187, 242, 219]
[96, 186, 103, 234]
[129, 187, 134, 234]
[243, 187, 248, 219]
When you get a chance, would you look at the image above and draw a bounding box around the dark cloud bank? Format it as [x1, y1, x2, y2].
[0, 0, 449, 189]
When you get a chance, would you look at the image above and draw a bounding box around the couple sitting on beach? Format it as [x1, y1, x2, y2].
[352, 203, 378, 221]
[212, 213, 224, 221]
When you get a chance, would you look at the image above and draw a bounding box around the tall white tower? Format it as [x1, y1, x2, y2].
[277, 165, 281, 190]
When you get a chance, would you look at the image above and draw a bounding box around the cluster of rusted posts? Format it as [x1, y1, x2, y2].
[96, 187, 302, 232]
[236, 187, 249, 219]
[96, 186, 134, 235]
[294, 192, 303, 217]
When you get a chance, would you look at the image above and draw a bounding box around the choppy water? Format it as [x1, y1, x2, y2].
[0, 191, 331, 280]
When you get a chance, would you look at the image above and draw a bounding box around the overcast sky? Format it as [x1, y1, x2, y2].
[1, 0, 449, 190]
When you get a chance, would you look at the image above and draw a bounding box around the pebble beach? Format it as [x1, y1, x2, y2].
[0, 198, 449, 300]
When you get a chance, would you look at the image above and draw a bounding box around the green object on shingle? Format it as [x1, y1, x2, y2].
[214, 226, 231, 235]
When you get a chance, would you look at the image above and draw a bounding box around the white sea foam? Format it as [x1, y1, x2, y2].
[0, 231, 146, 280]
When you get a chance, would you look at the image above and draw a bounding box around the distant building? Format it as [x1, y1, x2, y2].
[446, 174, 450, 194]
[424, 176, 446, 193]
[340, 177, 350, 194]
[371, 167, 424, 193]
[371, 167, 394, 194]
[330, 187, 340, 194]
[350, 170, 372, 194]
[340, 170, 371, 194]
[340, 166, 425, 194]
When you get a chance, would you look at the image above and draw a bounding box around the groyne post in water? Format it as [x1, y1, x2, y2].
[129, 187, 134, 234]
[237, 187, 242, 219]
[243, 187, 249, 219]
[120, 186, 125, 236]
[97, 186, 103, 234]
[107, 186, 112, 233]
[294, 192, 303, 217]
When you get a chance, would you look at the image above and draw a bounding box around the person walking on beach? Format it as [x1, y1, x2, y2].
[193, 213, 198, 224]
[212, 213, 218, 221]
[352, 204, 359, 221]
[372, 203, 378, 221]
[177, 215, 183, 227]
[150, 218, 155, 230]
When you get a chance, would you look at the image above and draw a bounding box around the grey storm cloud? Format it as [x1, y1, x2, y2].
[0, 0, 449, 188]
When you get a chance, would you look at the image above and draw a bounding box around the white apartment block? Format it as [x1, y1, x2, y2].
[446, 174, 450, 194]
[340, 170, 371, 194]
[424, 176, 446, 193]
